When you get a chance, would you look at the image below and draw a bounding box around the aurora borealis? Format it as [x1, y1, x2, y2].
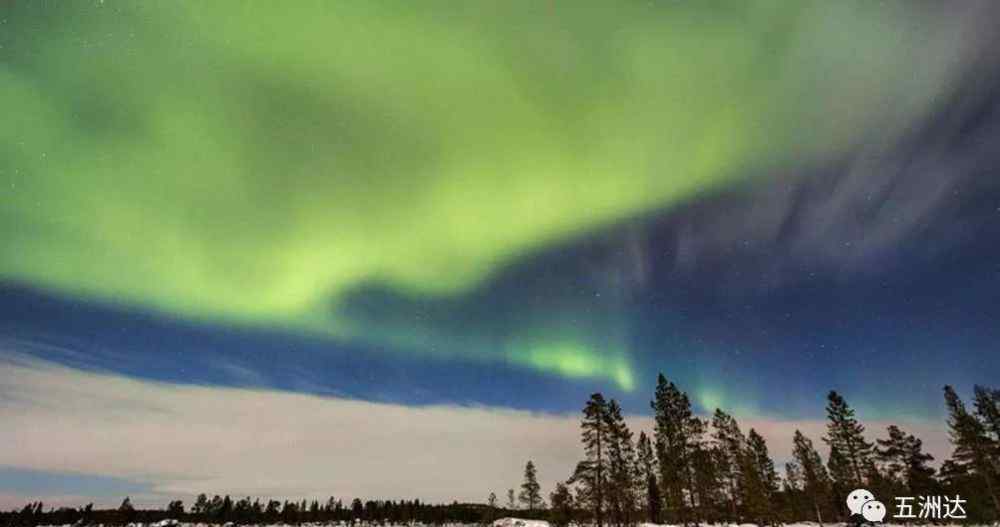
[3, 0, 1000, 507]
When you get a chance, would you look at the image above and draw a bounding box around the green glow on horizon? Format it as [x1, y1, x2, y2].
[0, 1, 970, 386]
[510, 342, 635, 392]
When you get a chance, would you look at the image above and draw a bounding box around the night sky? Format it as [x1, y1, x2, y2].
[2, 0, 1000, 508]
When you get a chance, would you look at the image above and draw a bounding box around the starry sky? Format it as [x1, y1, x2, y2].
[2, 0, 1000, 508]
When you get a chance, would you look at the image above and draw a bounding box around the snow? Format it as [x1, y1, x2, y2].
[492, 518, 551, 527]
[23, 522, 993, 527]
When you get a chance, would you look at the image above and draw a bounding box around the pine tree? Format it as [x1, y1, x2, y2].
[823, 391, 873, 487]
[742, 429, 778, 526]
[550, 482, 575, 527]
[792, 430, 831, 526]
[507, 489, 516, 510]
[944, 385, 1000, 516]
[570, 393, 610, 527]
[519, 460, 544, 512]
[973, 385, 1000, 460]
[783, 462, 804, 522]
[651, 374, 701, 526]
[876, 425, 936, 497]
[265, 500, 280, 521]
[711, 408, 747, 521]
[193, 494, 209, 515]
[119, 497, 136, 525]
[636, 431, 661, 523]
[221, 495, 233, 522]
[826, 445, 854, 519]
[604, 400, 639, 527]
[690, 444, 724, 523]
[875, 426, 908, 488]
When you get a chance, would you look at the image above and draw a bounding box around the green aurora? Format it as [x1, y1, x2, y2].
[0, 1, 973, 388]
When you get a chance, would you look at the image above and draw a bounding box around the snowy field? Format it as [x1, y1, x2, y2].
[21, 520, 991, 527]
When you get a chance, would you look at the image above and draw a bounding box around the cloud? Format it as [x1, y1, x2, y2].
[0, 356, 951, 509]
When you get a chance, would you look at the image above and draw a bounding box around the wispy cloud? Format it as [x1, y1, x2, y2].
[0, 356, 951, 509]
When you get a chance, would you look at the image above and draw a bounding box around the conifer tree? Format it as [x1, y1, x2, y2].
[604, 400, 639, 527]
[875, 426, 908, 488]
[944, 385, 1000, 516]
[823, 391, 873, 487]
[507, 489, 516, 511]
[651, 374, 701, 526]
[826, 445, 854, 519]
[783, 462, 804, 521]
[119, 497, 136, 525]
[193, 494, 209, 515]
[519, 460, 544, 512]
[690, 444, 724, 523]
[973, 385, 1000, 459]
[570, 393, 611, 527]
[264, 500, 280, 521]
[550, 483, 574, 527]
[711, 408, 746, 520]
[875, 425, 936, 497]
[741, 429, 778, 526]
[636, 431, 661, 523]
[792, 430, 831, 526]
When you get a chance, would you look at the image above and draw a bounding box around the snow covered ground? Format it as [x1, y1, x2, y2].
[492, 518, 552, 527]
[22, 522, 992, 527]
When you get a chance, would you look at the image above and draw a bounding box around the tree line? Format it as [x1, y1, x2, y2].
[1, 496, 494, 527]
[548, 375, 999, 527]
[3, 377, 998, 526]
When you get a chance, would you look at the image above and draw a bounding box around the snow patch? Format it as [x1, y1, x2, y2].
[491, 518, 551, 527]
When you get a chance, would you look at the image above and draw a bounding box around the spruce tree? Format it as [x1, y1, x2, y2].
[792, 430, 831, 526]
[519, 460, 544, 512]
[651, 374, 701, 526]
[973, 385, 1000, 458]
[636, 431, 661, 523]
[944, 385, 1000, 516]
[876, 425, 936, 497]
[550, 483, 574, 527]
[711, 408, 746, 520]
[507, 489, 516, 510]
[690, 444, 724, 523]
[193, 494, 209, 515]
[604, 400, 639, 527]
[823, 391, 873, 487]
[742, 429, 778, 526]
[119, 497, 136, 525]
[570, 393, 610, 527]
[875, 426, 908, 488]
[264, 500, 280, 521]
[826, 445, 854, 519]
[783, 462, 804, 521]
